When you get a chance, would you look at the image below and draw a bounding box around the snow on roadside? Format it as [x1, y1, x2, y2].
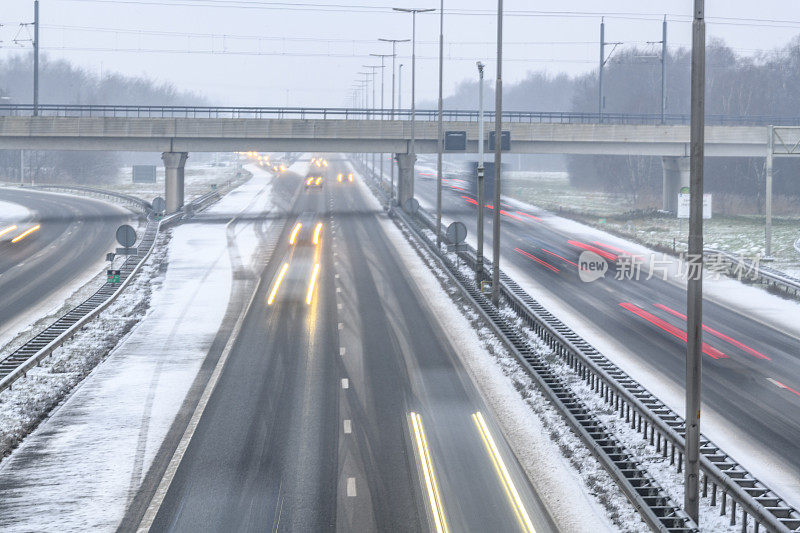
[353, 172, 640, 532]
[0, 199, 31, 225]
[406, 169, 800, 509]
[0, 170, 276, 531]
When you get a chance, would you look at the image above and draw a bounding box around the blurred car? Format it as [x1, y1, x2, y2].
[305, 176, 323, 188]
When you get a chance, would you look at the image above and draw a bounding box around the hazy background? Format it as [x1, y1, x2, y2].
[2, 0, 800, 107]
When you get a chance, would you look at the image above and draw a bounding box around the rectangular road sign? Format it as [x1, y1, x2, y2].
[132, 165, 157, 183]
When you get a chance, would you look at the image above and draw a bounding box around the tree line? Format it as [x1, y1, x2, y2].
[0, 54, 206, 184]
[433, 36, 800, 213]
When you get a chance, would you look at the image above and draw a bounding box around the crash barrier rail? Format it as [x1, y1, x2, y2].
[0, 183, 236, 395]
[705, 248, 800, 298]
[28, 184, 152, 213]
[3, 103, 800, 126]
[354, 158, 800, 532]
[0, 215, 159, 395]
[795, 237, 800, 258]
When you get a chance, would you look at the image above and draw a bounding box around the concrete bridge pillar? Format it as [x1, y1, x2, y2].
[661, 156, 690, 212]
[162, 152, 188, 213]
[395, 152, 416, 209]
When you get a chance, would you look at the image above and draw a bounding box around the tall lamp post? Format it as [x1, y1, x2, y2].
[363, 64, 382, 179]
[685, 0, 706, 524]
[379, 38, 409, 206]
[435, 0, 445, 247]
[371, 52, 392, 195]
[476, 61, 486, 280]
[491, 0, 503, 307]
[393, 7, 435, 207]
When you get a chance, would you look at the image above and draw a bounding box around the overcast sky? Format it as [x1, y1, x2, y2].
[2, 0, 800, 107]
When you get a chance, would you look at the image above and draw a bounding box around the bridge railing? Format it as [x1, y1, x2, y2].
[1, 104, 800, 126]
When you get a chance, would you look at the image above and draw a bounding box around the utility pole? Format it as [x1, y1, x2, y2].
[394, 7, 435, 207]
[685, 0, 705, 524]
[662, 15, 668, 124]
[599, 17, 604, 120]
[598, 18, 621, 122]
[378, 39, 409, 205]
[436, 0, 445, 248]
[491, 0, 503, 307]
[33, 0, 40, 116]
[398, 64, 403, 112]
[476, 61, 486, 281]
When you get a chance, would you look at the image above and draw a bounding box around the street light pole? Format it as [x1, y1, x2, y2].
[394, 7, 435, 207]
[372, 53, 392, 196]
[363, 64, 382, 180]
[435, 0, 445, 248]
[476, 61, 485, 280]
[491, 0, 503, 307]
[378, 39, 408, 205]
[398, 64, 404, 112]
[685, 0, 706, 524]
[33, 0, 40, 116]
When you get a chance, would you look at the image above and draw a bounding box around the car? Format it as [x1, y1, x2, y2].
[305, 175, 323, 188]
[288, 213, 323, 247]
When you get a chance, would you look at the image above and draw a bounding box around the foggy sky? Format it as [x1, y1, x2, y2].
[2, 0, 799, 108]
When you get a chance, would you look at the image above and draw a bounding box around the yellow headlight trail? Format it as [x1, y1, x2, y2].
[409, 412, 449, 533]
[472, 411, 535, 533]
[306, 263, 320, 305]
[289, 223, 302, 245]
[313, 222, 323, 245]
[267, 263, 290, 306]
[11, 224, 41, 243]
[0, 225, 18, 238]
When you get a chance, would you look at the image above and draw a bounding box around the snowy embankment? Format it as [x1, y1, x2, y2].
[0, 166, 278, 531]
[0, 199, 31, 226]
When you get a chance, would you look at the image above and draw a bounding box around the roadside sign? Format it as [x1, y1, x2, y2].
[480, 280, 492, 294]
[444, 131, 467, 151]
[106, 252, 115, 262]
[403, 198, 420, 215]
[488, 130, 511, 151]
[152, 197, 166, 215]
[132, 165, 157, 183]
[116, 224, 137, 247]
[446, 221, 468, 244]
[677, 193, 712, 219]
[106, 269, 121, 283]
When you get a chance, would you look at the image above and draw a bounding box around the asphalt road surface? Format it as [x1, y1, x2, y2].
[412, 165, 800, 486]
[149, 160, 556, 533]
[0, 188, 130, 343]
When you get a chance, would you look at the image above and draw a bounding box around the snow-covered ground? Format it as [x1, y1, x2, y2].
[0, 199, 31, 226]
[0, 166, 279, 531]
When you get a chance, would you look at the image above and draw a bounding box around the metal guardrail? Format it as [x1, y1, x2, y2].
[28, 184, 152, 213]
[2, 103, 800, 126]
[794, 237, 800, 258]
[0, 182, 236, 395]
[705, 248, 800, 298]
[0, 216, 159, 394]
[355, 159, 800, 532]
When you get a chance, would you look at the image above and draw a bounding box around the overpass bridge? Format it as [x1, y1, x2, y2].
[0, 104, 796, 214]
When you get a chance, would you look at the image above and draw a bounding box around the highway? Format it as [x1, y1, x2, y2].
[413, 166, 800, 487]
[0, 188, 130, 344]
[148, 160, 555, 532]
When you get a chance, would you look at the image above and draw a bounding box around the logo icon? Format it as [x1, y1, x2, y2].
[578, 250, 608, 282]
